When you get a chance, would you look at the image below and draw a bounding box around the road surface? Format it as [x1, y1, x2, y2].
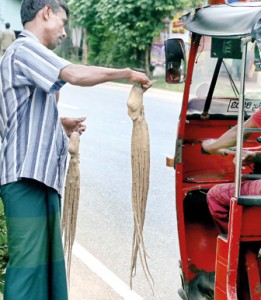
[59, 82, 183, 300]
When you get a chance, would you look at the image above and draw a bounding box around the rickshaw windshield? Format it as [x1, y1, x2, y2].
[188, 36, 261, 118]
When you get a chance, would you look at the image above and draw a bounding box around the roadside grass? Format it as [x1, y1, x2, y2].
[151, 76, 185, 92]
[110, 75, 185, 92]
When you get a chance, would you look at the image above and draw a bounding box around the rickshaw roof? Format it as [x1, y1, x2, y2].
[182, 3, 261, 38]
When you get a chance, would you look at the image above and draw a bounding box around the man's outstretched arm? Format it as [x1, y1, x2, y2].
[59, 65, 152, 90]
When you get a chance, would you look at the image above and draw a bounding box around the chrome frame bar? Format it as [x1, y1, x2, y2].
[234, 37, 250, 198]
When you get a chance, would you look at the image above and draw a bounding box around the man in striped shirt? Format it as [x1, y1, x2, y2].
[0, 0, 152, 299]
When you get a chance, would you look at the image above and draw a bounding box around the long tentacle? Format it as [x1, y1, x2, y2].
[62, 132, 80, 284]
[127, 85, 154, 293]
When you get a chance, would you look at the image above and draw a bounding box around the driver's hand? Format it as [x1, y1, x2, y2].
[202, 139, 217, 154]
[233, 150, 256, 167]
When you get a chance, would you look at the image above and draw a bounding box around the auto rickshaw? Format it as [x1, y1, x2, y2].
[165, 2, 261, 299]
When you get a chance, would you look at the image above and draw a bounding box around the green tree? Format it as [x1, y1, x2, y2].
[95, 0, 174, 74]
[68, 0, 204, 74]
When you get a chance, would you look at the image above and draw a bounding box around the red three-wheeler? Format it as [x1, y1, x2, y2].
[165, 2, 261, 299]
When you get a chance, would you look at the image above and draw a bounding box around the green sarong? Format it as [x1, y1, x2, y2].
[1, 179, 68, 300]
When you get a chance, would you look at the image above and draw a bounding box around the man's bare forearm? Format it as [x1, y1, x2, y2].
[59, 64, 151, 89]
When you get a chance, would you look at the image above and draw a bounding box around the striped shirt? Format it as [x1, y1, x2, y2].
[0, 30, 71, 195]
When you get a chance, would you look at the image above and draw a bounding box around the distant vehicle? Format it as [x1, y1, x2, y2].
[165, 2, 261, 299]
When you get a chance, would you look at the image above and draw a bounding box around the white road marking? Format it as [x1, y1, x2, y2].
[73, 242, 144, 300]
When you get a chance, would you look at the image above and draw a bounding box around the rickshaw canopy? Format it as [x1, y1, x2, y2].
[181, 3, 261, 38]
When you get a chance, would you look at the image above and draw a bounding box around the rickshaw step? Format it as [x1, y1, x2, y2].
[241, 174, 261, 180]
[243, 128, 261, 133]
[238, 195, 261, 206]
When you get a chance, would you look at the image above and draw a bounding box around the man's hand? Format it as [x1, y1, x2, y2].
[61, 117, 86, 137]
[128, 70, 152, 90]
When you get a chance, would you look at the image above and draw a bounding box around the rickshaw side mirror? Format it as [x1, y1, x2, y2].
[164, 38, 187, 84]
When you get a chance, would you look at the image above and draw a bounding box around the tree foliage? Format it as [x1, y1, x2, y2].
[68, 0, 204, 71]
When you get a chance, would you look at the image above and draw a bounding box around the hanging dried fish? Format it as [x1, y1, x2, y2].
[127, 84, 154, 292]
[62, 131, 80, 282]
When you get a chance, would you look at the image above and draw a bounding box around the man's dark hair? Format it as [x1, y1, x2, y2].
[5, 23, 10, 29]
[20, 0, 69, 26]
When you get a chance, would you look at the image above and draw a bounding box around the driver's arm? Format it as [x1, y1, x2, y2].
[202, 113, 258, 154]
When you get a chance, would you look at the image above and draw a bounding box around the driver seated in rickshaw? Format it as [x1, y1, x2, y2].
[183, 108, 261, 300]
[202, 107, 261, 233]
[201, 17, 261, 233]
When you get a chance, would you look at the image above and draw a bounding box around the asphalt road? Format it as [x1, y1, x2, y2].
[59, 82, 183, 300]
